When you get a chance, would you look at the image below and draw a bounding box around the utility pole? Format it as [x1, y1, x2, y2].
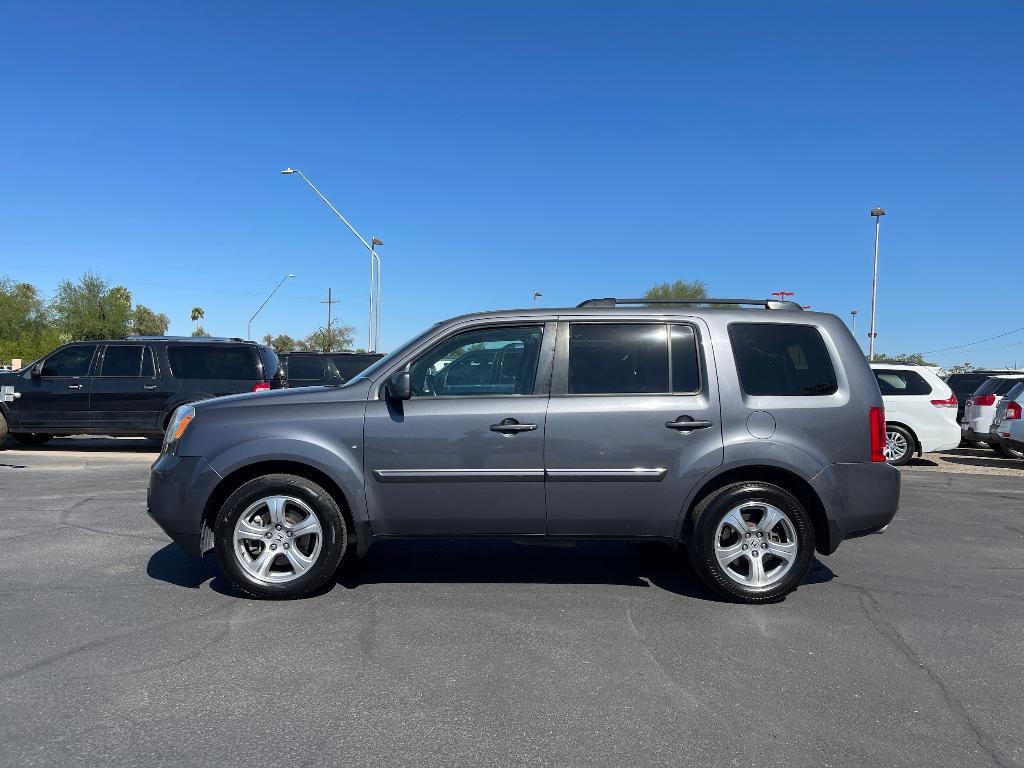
[869, 207, 886, 361]
[321, 288, 340, 351]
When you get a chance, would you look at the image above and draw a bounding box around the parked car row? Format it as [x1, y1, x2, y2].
[960, 375, 1024, 459]
[0, 338, 383, 447]
[868, 363, 960, 466]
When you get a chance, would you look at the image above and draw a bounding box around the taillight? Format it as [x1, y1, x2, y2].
[252, 381, 271, 392]
[870, 406, 886, 462]
[974, 394, 996, 407]
[1007, 401, 1022, 420]
[930, 394, 958, 408]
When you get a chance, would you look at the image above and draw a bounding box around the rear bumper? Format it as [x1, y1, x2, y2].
[961, 425, 993, 444]
[812, 461, 901, 554]
[147, 454, 223, 557]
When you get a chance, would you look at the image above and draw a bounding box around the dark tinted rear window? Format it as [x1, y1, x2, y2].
[100, 345, 144, 377]
[729, 323, 837, 396]
[947, 374, 992, 396]
[288, 356, 326, 380]
[974, 377, 1023, 397]
[873, 369, 932, 396]
[167, 346, 258, 380]
[331, 354, 382, 379]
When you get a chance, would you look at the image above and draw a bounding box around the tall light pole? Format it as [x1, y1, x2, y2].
[869, 207, 886, 361]
[248, 273, 295, 341]
[281, 168, 383, 352]
[850, 309, 858, 337]
[371, 237, 382, 352]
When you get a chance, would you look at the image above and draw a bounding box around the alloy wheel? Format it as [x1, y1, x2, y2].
[233, 495, 323, 584]
[714, 502, 799, 589]
[884, 429, 909, 462]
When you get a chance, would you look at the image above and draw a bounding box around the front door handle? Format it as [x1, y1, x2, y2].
[665, 416, 714, 431]
[143, 385, 158, 390]
[490, 418, 538, 434]
[67, 384, 83, 390]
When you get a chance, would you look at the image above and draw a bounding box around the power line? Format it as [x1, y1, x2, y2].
[922, 326, 1024, 354]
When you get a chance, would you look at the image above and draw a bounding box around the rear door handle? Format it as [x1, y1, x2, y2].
[490, 418, 538, 434]
[665, 416, 714, 431]
[67, 384, 83, 390]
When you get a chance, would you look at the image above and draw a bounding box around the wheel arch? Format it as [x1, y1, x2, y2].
[680, 465, 832, 555]
[885, 420, 921, 455]
[199, 460, 359, 556]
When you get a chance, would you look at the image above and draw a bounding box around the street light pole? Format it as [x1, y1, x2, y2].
[850, 309, 858, 337]
[281, 168, 383, 352]
[371, 237, 382, 352]
[248, 273, 295, 341]
[869, 207, 886, 361]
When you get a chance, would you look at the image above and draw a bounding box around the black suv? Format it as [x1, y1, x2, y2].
[279, 352, 383, 388]
[0, 337, 282, 447]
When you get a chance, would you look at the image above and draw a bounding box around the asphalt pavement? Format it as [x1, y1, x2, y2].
[0, 440, 1022, 767]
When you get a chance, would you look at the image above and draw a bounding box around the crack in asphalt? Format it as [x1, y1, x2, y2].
[852, 586, 1017, 768]
[58, 497, 161, 541]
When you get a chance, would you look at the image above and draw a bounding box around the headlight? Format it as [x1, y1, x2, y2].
[162, 405, 196, 455]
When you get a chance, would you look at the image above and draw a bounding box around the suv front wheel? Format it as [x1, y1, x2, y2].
[214, 473, 349, 599]
[689, 482, 815, 603]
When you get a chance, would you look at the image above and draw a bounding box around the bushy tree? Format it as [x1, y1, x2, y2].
[643, 279, 708, 302]
[192, 325, 211, 337]
[0, 278, 63, 363]
[131, 305, 170, 335]
[869, 352, 937, 366]
[262, 333, 303, 352]
[304, 324, 356, 352]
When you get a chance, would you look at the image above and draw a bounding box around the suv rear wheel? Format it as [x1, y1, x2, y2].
[214, 473, 349, 599]
[689, 482, 815, 603]
[994, 442, 1024, 460]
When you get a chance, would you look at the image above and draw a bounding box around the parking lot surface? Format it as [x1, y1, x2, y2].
[1, 440, 1022, 767]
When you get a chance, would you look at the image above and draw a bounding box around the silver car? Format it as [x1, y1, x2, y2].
[148, 298, 900, 603]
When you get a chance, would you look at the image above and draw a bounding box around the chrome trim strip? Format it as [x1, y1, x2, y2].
[373, 468, 545, 483]
[545, 468, 668, 481]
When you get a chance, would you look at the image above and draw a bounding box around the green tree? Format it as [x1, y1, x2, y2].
[0, 278, 63, 363]
[946, 362, 974, 374]
[869, 352, 937, 366]
[262, 333, 303, 352]
[190, 307, 205, 328]
[643, 279, 708, 303]
[131, 305, 170, 335]
[51, 273, 135, 339]
[305, 324, 356, 352]
[192, 325, 211, 337]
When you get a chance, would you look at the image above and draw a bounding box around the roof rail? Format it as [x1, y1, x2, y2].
[575, 297, 804, 310]
[125, 335, 248, 342]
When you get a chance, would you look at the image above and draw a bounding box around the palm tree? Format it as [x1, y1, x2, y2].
[190, 307, 205, 331]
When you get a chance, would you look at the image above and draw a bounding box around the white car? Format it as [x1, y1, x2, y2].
[960, 374, 1024, 453]
[986, 381, 1024, 459]
[870, 363, 960, 465]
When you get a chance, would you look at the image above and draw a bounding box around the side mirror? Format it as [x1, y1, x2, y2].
[30, 363, 42, 378]
[385, 370, 411, 401]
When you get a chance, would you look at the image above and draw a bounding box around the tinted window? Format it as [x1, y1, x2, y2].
[260, 347, 282, 381]
[332, 354, 382, 380]
[874, 369, 932, 396]
[167, 346, 258, 380]
[142, 347, 156, 377]
[729, 323, 837, 396]
[409, 325, 543, 397]
[973, 377, 1022, 397]
[995, 378, 1022, 395]
[946, 374, 990, 397]
[288, 356, 326, 380]
[100, 345, 144, 377]
[569, 323, 668, 394]
[671, 324, 700, 393]
[41, 346, 96, 377]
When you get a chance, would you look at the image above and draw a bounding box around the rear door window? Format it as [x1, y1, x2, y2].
[568, 323, 669, 394]
[100, 345, 144, 377]
[167, 346, 259, 380]
[729, 323, 837, 396]
[873, 369, 932, 396]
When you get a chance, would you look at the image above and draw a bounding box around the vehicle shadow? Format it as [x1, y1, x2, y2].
[6, 437, 159, 453]
[147, 540, 836, 603]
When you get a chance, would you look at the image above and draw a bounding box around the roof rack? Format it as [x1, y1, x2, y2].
[576, 297, 804, 310]
[125, 335, 248, 342]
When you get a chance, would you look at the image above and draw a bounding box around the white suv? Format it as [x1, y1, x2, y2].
[870, 364, 960, 465]
[961, 374, 1024, 454]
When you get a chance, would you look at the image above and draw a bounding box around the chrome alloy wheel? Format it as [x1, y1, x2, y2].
[233, 495, 323, 584]
[884, 429, 909, 462]
[714, 503, 799, 589]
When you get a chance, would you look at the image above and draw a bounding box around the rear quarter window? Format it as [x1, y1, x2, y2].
[729, 323, 837, 397]
[287, 356, 326, 380]
[873, 369, 933, 396]
[167, 346, 259, 380]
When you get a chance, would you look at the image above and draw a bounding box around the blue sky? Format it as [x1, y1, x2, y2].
[1, 2, 1021, 365]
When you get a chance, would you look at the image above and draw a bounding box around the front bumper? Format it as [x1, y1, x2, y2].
[812, 461, 901, 553]
[147, 454, 223, 557]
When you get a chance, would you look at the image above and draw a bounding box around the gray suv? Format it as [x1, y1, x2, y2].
[148, 298, 900, 603]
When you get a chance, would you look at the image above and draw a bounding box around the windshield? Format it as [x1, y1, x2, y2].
[345, 322, 444, 384]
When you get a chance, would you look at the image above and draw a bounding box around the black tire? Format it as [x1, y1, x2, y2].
[884, 424, 915, 466]
[11, 433, 54, 446]
[963, 439, 985, 449]
[0, 411, 8, 447]
[994, 442, 1024, 460]
[688, 482, 816, 603]
[214, 473, 349, 599]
